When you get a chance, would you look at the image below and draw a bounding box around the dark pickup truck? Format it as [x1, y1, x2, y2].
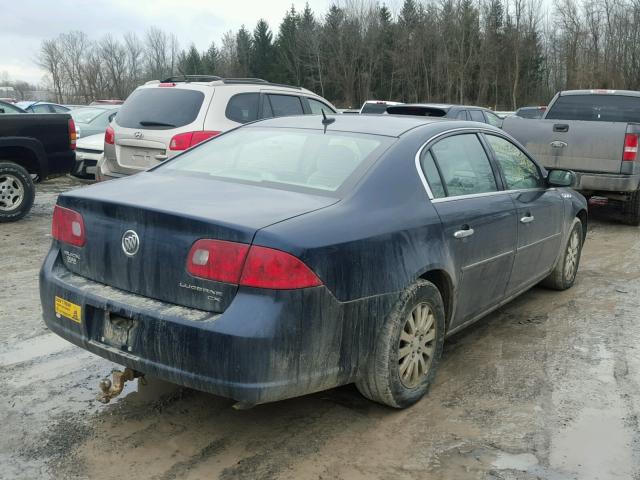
[503, 90, 640, 225]
[0, 110, 76, 221]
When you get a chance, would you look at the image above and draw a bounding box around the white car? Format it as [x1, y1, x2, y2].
[100, 75, 337, 180]
[71, 133, 104, 181]
[360, 100, 403, 114]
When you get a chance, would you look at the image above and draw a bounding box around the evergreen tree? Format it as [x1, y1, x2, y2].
[251, 19, 275, 80]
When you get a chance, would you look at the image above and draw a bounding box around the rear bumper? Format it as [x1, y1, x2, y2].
[46, 150, 76, 178]
[573, 172, 640, 193]
[71, 152, 101, 181]
[39, 248, 395, 404]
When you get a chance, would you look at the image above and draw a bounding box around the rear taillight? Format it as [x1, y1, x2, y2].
[68, 118, 77, 150]
[105, 125, 115, 145]
[52, 205, 85, 247]
[159, 82, 176, 87]
[623, 133, 638, 162]
[186, 240, 322, 289]
[169, 131, 221, 151]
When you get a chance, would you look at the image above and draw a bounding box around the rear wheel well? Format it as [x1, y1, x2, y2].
[576, 209, 587, 241]
[419, 269, 453, 328]
[0, 147, 40, 177]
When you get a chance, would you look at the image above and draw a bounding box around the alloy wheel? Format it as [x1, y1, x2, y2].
[0, 174, 25, 212]
[398, 302, 437, 388]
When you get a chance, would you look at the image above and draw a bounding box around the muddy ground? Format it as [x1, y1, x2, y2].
[1, 176, 639, 480]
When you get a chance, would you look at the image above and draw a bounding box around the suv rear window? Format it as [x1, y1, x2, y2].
[161, 127, 390, 193]
[546, 94, 640, 122]
[116, 88, 204, 129]
[226, 93, 259, 123]
[361, 103, 389, 114]
[387, 106, 448, 117]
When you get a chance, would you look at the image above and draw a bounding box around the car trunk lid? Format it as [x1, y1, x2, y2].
[56, 172, 337, 313]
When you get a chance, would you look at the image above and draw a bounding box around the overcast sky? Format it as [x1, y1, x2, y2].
[0, 0, 344, 85]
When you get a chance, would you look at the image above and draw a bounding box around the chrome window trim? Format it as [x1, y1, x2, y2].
[414, 127, 546, 202]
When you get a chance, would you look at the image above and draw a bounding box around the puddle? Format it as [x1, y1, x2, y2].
[0, 334, 73, 367]
[492, 451, 539, 471]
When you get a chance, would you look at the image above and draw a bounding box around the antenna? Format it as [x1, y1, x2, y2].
[321, 110, 335, 133]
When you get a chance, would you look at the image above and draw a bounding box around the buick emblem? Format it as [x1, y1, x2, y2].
[134, 131, 143, 139]
[121, 230, 140, 257]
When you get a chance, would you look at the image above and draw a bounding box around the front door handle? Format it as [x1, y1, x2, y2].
[520, 215, 535, 224]
[454, 227, 475, 239]
[553, 124, 569, 133]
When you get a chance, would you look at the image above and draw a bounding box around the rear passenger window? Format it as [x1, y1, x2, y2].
[269, 95, 304, 117]
[431, 134, 498, 197]
[420, 151, 446, 198]
[226, 93, 259, 124]
[469, 110, 485, 122]
[308, 98, 334, 115]
[485, 135, 542, 189]
[456, 110, 468, 120]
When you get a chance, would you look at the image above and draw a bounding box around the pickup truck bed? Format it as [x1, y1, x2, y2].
[503, 90, 640, 225]
[0, 112, 76, 221]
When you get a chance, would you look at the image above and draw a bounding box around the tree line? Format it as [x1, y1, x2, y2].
[37, 0, 640, 109]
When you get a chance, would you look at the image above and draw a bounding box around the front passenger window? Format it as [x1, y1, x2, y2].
[431, 134, 498, 197]
[485, 135, 542, 189]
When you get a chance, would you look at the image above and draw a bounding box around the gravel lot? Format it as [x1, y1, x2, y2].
[1, 176, 639, 479]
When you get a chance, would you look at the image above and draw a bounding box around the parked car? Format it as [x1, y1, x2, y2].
[494, 111, 515, 118]
[387, 103, 504, 127]
[16, 101, 71, 114]
[99, 75, 337, 181]
[503, 89, 640, 225]
[514, 106, 547, 119]
[0, 98, 18, 104]
[71, 105, 119, 139]
[337, 108, 360, 114]
[0, 112, 76, 221]
[71, 133, 103, 181]
[41, 114, 586, 408]
[0, 100, 26, 114]
[360, 100, 403, 114]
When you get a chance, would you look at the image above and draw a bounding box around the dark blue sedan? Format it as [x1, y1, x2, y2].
[40, 115, 587, 408]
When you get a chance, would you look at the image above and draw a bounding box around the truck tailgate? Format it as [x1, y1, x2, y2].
[503, 117, 628, 174]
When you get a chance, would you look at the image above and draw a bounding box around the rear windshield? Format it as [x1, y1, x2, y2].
[387, 106, 448, 117]
[160, 127, 390, 193]
[361, 103, 390, 114]
[516, 107, 544, 119]
[71, 108, 107, 123]
[546, 94, 640, 122]
[116, 88, 204, 129]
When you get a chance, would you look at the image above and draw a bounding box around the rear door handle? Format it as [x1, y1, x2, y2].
[454, 227, 475, 239]
[553, 124, 569, 133]
[520, 215, 535, 224]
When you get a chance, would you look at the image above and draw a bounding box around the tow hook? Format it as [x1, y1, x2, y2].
[97, 368, 144, 404]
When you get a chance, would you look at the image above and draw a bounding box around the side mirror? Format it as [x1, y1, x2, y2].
[547, 169, 575, 187]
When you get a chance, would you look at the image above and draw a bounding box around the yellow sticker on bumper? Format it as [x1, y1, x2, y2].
[55, 296, 82, 324]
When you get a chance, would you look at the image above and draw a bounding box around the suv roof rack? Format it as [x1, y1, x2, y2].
[161, 75, 222, 83]
[220, 78, 303, 90]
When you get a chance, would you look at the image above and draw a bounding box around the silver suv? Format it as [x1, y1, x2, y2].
[98, 76, 337, 180]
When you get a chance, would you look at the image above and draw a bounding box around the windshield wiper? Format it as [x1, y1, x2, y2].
[138, 120, 176, 127]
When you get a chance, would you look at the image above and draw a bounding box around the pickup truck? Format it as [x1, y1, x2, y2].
[503, 89, 640, 225]
[0, 112, 76, 222]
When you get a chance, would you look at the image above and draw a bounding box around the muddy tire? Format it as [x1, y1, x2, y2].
[0, 162, 35, 223]
[540, 217, 583, 290]
[356, 280, 445, 408]
[621, 189, 640, 226]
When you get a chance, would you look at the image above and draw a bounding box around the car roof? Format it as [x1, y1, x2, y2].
[74, 105, 119, 110]
[560, 89, 640, 97]
[397, 103, 488, 110]
[246, 114, 452, 137]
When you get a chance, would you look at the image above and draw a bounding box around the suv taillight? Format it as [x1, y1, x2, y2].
[186, 239, 322, 289]
[105, 125, 115, 145]
[169, 131, 221, 151]
[623, 133, 638, 162]
[68, 118, 77, 150]
[52, 205, 85, 247]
